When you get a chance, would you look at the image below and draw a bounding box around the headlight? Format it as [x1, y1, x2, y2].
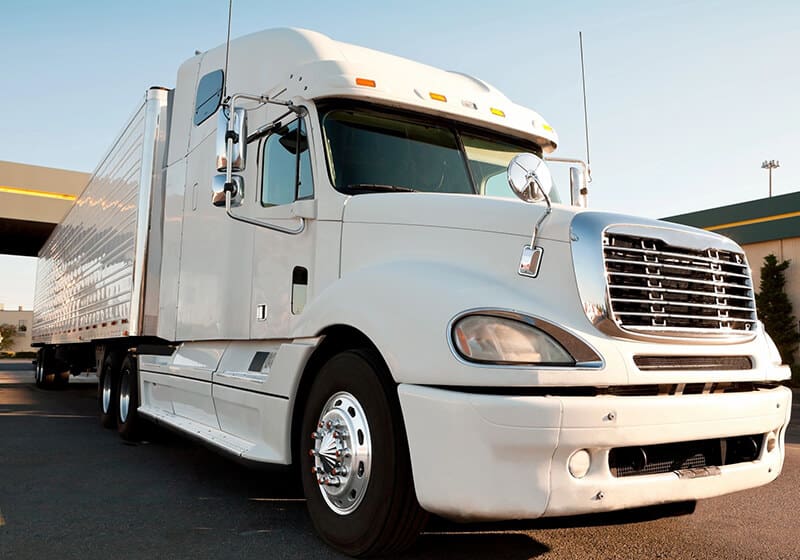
[452, 315, 575, 365]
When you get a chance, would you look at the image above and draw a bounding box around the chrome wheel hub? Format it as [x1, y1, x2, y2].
[102, 371, 113, 414]
[309, 391, 372, 515]
[35, 361, 43, 383]
[119, 371, 131, 423]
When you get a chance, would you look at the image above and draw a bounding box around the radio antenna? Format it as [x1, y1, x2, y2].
[579, 31, 592, 183]
[223, 0, 233, 99]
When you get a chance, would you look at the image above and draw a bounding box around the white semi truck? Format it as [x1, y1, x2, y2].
[32, 28, 791, 557]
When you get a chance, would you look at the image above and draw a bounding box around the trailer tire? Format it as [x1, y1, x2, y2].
[99, 353, 120, 429]
[299, 349, 427, 557]
[117, 355, 143, 441]
[34, 349, 58, 389]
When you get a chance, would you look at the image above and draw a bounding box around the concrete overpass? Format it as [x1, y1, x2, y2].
[0, 161, 89, 256]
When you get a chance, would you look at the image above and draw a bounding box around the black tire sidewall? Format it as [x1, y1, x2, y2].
[300, 350, 402, 555]
[98, 354, 119, 429]
[116, 356, 141, 440]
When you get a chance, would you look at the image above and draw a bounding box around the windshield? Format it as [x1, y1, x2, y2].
[319, 104, 561, 203]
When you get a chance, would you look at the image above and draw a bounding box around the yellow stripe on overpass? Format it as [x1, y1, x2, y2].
[0, 185, 77, 201]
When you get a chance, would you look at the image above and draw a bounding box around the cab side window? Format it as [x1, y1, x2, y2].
[261, 120, 313, 206]
[194, 70, 224, 126]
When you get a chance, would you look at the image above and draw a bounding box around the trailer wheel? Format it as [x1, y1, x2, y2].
[299, 349, 427, 557]
[34, 349, 57, 389]
[117, 355, 143, 441]
[98, 353, 120, 429]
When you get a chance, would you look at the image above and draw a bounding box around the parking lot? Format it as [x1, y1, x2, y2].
[1, 363, 799, 560]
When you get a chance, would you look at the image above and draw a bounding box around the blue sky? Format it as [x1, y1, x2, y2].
[1, 0, 799, 308]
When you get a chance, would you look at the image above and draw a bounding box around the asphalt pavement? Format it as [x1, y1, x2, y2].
[1, 364, 798, 560]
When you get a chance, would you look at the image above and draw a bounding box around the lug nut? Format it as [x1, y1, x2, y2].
[311, 431, 320, 440]
[308, 449, 316, 457]
[318, 421, 324, 428]
[326, 420, 332, 429]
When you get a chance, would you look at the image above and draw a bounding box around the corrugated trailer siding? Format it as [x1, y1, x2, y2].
[32, 103, 147, 344]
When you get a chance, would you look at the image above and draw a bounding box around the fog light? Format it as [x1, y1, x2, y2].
[767, 432, 777, 453]
[568, 449, 591, 478]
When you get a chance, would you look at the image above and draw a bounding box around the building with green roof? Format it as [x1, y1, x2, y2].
[664, 192, 800, 328]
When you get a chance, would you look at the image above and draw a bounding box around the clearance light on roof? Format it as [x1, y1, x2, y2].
[490, 107, 505, 117]
[429, 92, 447, 102]
[355, 77, 376, 87]
[542, 123, 554, 131]
[461, 100, 477, 110]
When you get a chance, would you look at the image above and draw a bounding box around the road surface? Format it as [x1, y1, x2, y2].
[1, 365, 798, 559]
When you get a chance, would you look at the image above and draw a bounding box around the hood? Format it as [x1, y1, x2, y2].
[341, 193, 577, 242]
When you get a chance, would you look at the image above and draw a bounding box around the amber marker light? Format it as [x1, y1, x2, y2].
[490, 107, 506, 117]
[429, 92, 447, 102]
[454, 326, 472, 357]
[0, 185, 77, 201]
[355, 77, 376, 87]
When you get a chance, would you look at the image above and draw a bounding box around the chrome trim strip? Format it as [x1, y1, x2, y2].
[130, 88, 171, 336]
[446, 308, 604, 369]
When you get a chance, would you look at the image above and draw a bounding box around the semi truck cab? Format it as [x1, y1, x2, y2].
[32, 28, 791, 557]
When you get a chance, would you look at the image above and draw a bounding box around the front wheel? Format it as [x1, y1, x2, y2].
[299, 349, 427, 557]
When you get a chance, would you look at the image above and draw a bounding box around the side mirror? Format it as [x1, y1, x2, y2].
[216, 107, 247, 172]
[507, 153, 553, 203]
[211, 174, 243, 207]
[569, 166, 588, 208]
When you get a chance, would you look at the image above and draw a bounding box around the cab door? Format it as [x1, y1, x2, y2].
[248, 114, 317, 339]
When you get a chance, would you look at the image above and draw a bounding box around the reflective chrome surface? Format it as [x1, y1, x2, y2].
[310, 391, 372, 515]
[119, 370, 131, 423]
[507, 153, 551, 203]
[131, 87, 172, 338]
[447, 308, 604, 368]
[211, 174, 243, 207]
[518, 245, 543, 278]
[216, 107, 247, 172]
[571, 212, 759, 343]
[102, 370, 113, 414]
[545, 156, 590, 207]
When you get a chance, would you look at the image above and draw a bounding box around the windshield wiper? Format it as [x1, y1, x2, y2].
[344, 183, 417, 193]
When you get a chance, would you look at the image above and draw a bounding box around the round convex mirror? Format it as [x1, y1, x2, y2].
[507, 153, 553, 203]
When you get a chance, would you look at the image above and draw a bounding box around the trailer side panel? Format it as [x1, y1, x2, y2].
[32, 88, 171, 345]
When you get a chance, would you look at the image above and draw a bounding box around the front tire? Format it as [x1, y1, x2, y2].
[299, 349, 427, 557]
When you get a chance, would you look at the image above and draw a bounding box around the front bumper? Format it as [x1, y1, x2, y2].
[398, 384, 791, 521]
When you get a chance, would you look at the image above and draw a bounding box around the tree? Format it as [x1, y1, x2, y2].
[755, 254, 800, 365]
[0, 324, 17, 352]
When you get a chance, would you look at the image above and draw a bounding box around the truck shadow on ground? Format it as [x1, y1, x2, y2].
[132, 422, 696, 559]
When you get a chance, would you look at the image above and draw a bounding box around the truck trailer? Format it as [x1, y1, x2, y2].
[32, 28, 792, 557]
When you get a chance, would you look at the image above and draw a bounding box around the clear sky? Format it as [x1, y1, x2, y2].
[1, 0, 799, 309]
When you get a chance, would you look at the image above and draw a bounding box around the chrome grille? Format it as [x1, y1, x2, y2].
[603, 232, 757, 335]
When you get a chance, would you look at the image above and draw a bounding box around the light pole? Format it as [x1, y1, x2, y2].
[761, 160, 780, 197]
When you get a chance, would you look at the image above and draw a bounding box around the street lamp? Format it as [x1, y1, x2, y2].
[761, 160, 780, 197]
